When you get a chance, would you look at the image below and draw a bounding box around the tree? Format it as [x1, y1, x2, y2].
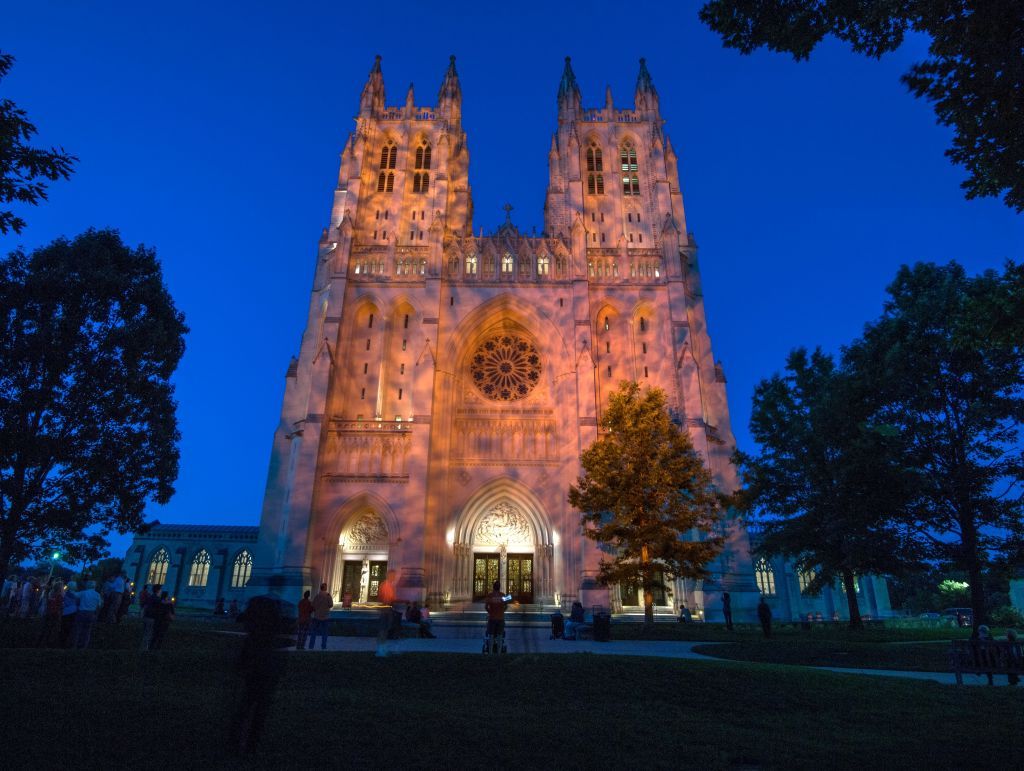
[699, 2, 1024, 212]
[568, 382, 723, 627]
[735, 348, 921, 628]
[0, 52, 76, 234]
[0, 229, 187, 573]
[846, 261, 1024, 628]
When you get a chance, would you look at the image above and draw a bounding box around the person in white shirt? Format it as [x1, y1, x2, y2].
[73, 580, 103, 649]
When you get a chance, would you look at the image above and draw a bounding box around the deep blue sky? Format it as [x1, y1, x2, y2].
[5, 2, 1021, 561]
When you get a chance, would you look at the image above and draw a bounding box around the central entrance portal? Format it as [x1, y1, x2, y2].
[472, 553, 534, 603]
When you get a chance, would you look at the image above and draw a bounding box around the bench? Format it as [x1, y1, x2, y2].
[950, 639, 1022, 685]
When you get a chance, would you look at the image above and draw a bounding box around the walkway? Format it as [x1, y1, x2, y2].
[295, 622, 997, 687]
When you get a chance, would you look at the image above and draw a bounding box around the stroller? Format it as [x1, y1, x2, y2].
[482, 624, 508, 654]
[549, 611, 564, 639]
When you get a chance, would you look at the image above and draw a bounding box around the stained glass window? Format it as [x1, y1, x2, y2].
[231, 550, 253, 588]
[469, 334, 542, 401]
[754, 557, 776, 596]
[188, 549, 211, 587]
[147, 548, 170, 586]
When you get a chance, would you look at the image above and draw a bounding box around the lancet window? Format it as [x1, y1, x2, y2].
[231, 550, 253, 588]
[754, 557, 776, 596]
[413, 140, 431, 194]
[621, 141, 639, 196]
[501, 253, 514, 274]
[146, 548, 170, 586]
[465, 254, 478, 275]
[537, 254, 550, 276]
[188, 549, 211, 587]
[586, 142, 604, 195]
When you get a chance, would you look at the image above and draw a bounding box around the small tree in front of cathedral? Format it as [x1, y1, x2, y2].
[569, 382, 724, 627]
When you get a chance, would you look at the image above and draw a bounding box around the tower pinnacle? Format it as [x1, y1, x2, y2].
[557, 56, 582, 116]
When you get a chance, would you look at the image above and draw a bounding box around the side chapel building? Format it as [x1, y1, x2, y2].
[124, 57, 893, 623]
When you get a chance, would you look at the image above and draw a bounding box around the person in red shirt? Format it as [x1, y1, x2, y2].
[296, 590, 313, 649]
[484, 581, 509, 653]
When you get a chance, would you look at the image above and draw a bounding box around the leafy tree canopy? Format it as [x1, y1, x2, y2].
[735, 347, 921, 627]
[699, 1, 1024, 211]
[569, 382, 723, 626]
[0, 229, 187, 572]
[0, 52, 76, 234]
[846, 261, 1024, 626]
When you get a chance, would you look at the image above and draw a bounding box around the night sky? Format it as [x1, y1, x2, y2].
[5, 2, 1021, 561]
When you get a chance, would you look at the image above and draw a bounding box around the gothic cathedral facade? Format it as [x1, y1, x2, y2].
[253, 55, 761, 619]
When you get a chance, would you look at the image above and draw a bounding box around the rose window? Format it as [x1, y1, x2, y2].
[469, 334, 542, 401]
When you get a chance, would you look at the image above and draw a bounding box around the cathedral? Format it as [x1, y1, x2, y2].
[124, 56, 894, 623]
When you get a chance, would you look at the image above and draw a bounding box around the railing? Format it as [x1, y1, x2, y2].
[331, 419, 413, 433]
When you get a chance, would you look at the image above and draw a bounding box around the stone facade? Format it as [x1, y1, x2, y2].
[245, 55, 762, 620]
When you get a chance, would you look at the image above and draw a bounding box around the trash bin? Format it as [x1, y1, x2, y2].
[592, 611, 611, 642]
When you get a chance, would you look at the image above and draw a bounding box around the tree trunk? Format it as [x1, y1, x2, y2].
[641, 544, 654, 629]
[842, 569, 862, 629]
[961, 517, 986, 630]
[967, 563, 986, 631]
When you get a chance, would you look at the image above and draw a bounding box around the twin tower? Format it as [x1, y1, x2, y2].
[253, 55, 758, 620]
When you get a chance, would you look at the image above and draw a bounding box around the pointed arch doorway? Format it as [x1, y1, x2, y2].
[451, 484, 555, 605]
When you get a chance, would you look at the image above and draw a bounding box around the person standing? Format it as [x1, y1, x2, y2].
[757, 596, 773, 639]
[296, 590, 313, 649]
[722, 592, 733, 631]
[483, 581, 509, 654]
[376, 571, 397, 656]
[229, 575, 296, 756]
[105, 573, 125, 622]
[59, 581, 78, 648]
[1006, 629, 1020, 686]
[140, 584, 161, 651]
[36, 583, 63, 647]
[73, 580, 103, 649]
[307, 583, 333, 650]
[150, 591, 175, 650]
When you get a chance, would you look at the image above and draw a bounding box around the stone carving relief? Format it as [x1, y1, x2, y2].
[475, 502, 532, 546]
[347, 513, 388, 549]
[452, 418, 556, 462]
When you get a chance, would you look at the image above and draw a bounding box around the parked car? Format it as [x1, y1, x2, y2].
[942, 607, 973, 627]
[918, 612, 940, 621]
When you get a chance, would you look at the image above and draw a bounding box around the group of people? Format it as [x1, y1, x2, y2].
[2, 572, 133, 648]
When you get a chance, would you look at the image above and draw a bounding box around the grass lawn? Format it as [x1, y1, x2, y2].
[692, 640, 955, 672]
[612, 621, 977, 644]
[1, 618, 1022, 769]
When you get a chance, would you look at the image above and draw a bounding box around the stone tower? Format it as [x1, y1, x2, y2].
[252, 56, 759, 620]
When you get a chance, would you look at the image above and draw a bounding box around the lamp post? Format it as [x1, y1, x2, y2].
[46, 551, 61, 582]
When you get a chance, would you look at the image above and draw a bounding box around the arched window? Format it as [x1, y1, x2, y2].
[380, 140, 397, 170]
[414, 140, 431, 170]
[413, 172, 429, 194]
[537, 254, 550, 276]
[231, 550, 253, 588]
[188, 549, 211, 587]
[754, 557, 776, 596]
[799, 569, 818, 595]
[377, 172, 386, 192]
[586, 141, 604, 196]
[638, 317, 646, 332]
[385, 172, 394, 193]
[483, 253, 495, 276]
[147, 548, 170, 586]
[621, 141, 639, 196]
[501, 253, 514, 274]
[465, 254, 478, 275]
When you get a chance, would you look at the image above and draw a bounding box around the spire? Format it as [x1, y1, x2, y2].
[405, 82, 415, 114]
[634, 57, 659, 113]
[359, 54, 385, 117]
[437, 55, 462, 122]
[605, 84, 614, 112]
[557, 56, 582, 116]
